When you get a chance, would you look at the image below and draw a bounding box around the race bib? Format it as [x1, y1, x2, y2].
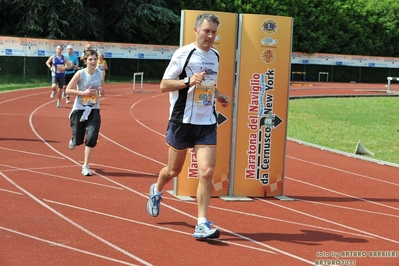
[195, 80, 215, 106]
[81, 93, 99, 106]
[56, 65, 65, 73]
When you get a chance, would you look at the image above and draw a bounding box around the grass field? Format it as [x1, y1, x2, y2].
[288, 96, 399, 164]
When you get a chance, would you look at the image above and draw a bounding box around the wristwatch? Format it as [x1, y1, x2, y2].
[184, 76, 190, 86]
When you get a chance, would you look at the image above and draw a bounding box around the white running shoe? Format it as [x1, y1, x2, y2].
[81, 164, 92, 176]
[193, 220, 220, 239]
[56, 101, 61, 108]
[66, 96, 70, 104]
[147, 183, 162, 217]
[50, 91, 56, 98]
[68, 139, 75, 150]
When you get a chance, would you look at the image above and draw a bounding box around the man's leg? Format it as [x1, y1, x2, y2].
[147, 147, 187, 217]
[194, 145, 216, 219]
[50, 83, 57, 98]
[192, 145, 220, 239]
[157, 147, 187, 191]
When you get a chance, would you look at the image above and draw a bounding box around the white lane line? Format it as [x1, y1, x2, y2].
[157, 194, 374, 239]
[287, 155, 399, 186]
[0, 164, 123, 190]
[0, 188, 23, 195]
[89, 163, 158, 177]
[0, 226, 138, 266]
[0, 146, 65, 159]
[259, 196, 399, 245]
[99, 134, 166, 166]
[129, 94, 166, 138]
[0, 171, 153, 266]
[287, 176, 399, 212]
[125, 91, 316, 264]
[0, 90, 48, 105]
[44, 199, 277, 255]
[295, 199, 399, 219]
[25, 88, 313, 264]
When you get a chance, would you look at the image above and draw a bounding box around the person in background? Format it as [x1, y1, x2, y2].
[96, 53, 108, 79]
[80, 44, 92, 62]
[146, 13, 230, 239]
[63, 45, 80, 104]
[65, 49, 106, 176]
[45, 45, 72, 108]
[96, 53, 108, 95]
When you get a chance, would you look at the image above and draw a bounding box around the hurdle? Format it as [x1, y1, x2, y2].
[386, 76, 399, 93]
[291, 71, 306, 82]
[318, 71, 329, 82]
[132, 72, 144, 93]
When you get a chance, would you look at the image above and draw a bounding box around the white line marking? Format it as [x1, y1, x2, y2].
[129, 94, 166, 137]
[0, 146, 65, 159]
[14, 85, 352, 265]
[89, 162, 158, 177]
[295, 199, 399, 219]
[259, 195, 399, 244]
[0, 171, 153, 266]
[287, 176, 399, 212]
[0, 188, 23, 195]
[0, 226, 138, 266]
[0, 163, 123, 190]
[287, 155, 399, 186]
[44, 199, 277, 255]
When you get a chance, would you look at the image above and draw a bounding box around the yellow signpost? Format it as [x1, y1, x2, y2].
[173, 11, 293, 199]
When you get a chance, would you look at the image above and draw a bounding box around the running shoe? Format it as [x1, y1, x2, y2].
[66, 96, 70, 104]
[193, 220, 220, 239]
[81, 164, 92, 176]
[147, 183, 162, 217]
[68, 139, 75, 150]
[56, 101, 61, 108]
[50, 91, 56, 98]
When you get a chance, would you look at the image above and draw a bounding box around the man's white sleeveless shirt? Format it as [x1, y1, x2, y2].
[163, 43, 219, 125]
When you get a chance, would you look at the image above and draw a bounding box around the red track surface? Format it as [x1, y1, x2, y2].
[1, 82, 398, 266]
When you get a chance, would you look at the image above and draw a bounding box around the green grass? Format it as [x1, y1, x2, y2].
[288, 96, 399, 164]
[0, 74, 49, 92]
[0, 83, 49, 92]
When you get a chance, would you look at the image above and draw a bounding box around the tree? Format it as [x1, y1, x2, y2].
[1, 0, 180, 44]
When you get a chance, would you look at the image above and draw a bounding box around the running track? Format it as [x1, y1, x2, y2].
[0, 82, 398, 266]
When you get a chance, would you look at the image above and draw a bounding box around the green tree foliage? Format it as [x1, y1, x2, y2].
[0, 0, 179, 44]
[1, 0, 399, 56]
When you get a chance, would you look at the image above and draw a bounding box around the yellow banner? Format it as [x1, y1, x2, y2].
[232, 14, 293, 197]
[174, 10, 237, 196]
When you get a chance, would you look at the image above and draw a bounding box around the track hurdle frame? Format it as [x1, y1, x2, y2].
[291, 71, 306, 82]
[132, 72, 144, 93]
[386, 77, 399, 93]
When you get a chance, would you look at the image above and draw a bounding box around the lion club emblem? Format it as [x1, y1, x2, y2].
[260, 19, 278, 35]
[260, 49, 276, 64]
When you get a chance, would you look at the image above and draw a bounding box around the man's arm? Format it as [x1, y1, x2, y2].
[45, 56, 53, 70]
[160, 79, 189, 93]
[215, 88, 230, 107]
[160, 71, 206, 93]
